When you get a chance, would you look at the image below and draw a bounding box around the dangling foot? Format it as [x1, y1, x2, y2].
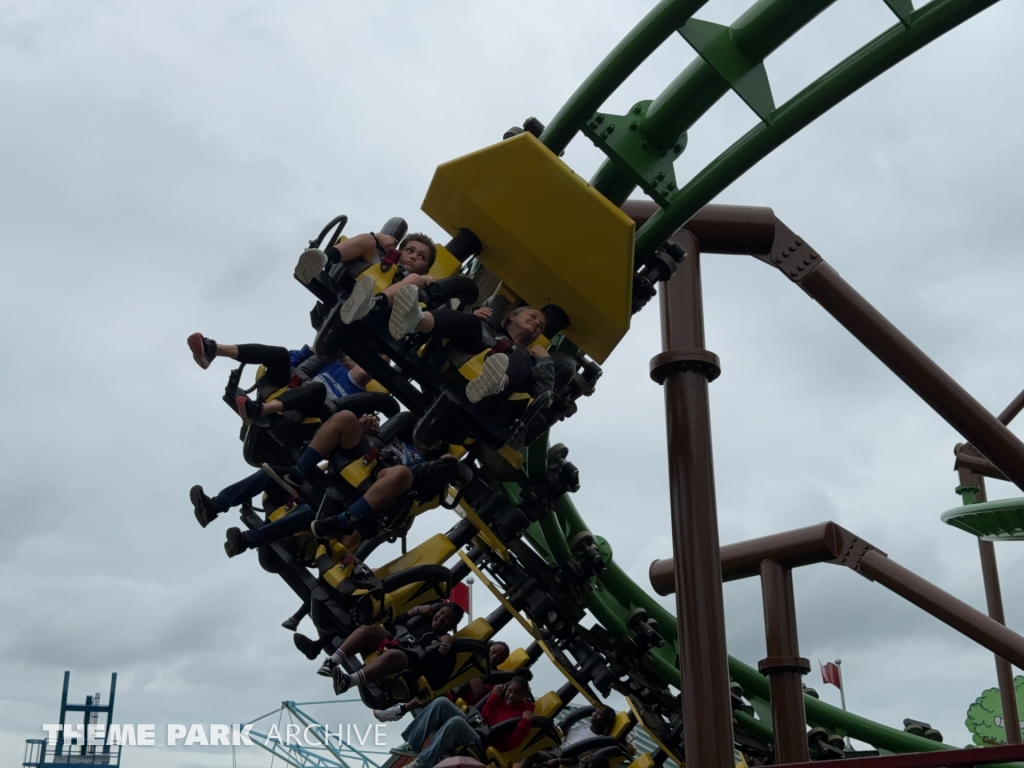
[317, 657, 338, 676]
[189, 485, 218, 528]
[332, 665, 353, 695]
[281, 613, 302, 632]
[389, 284, 424, 339]
[373, 704, 405, 722]
[187, 333, 217, 370]
[466, 353, 509, 404]
[294, 633, 321, 660]
[339, 275, 378, 324]
[224, 527, 249, 558]
[235, 395, 264, 425]
[295, 248, 327, 285]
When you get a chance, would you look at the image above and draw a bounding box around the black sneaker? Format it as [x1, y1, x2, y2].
[311, 515, 348, 540]
[294, 633, 322, 660]
[224, 527, 249, 558]
[189, 485, 218, 528]
[187, 333, 217, 370]
[262, 463, 303, 496]
[281, 613, 302, 632]
[235, 395, 265, 426]
[317, 657, 338, 677]
[331, 665, 353, 695]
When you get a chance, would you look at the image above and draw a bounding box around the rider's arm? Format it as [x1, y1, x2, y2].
[332, 233, 395, 264]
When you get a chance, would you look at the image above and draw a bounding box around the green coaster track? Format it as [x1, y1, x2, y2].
[514, 0, 1003, 757]
[216, 1, 1017, 765]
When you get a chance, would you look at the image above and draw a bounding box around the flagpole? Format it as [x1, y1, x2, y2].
[836, 659, 852, 750]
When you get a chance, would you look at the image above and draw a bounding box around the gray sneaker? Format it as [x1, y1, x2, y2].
[373, 703, 405, 722]
[390, 743, 419, 757]
[466, 353, 509, 404]
[389, 284, 425, 339]
[295, 248, 327, 284]
[340, 275, 378, 324]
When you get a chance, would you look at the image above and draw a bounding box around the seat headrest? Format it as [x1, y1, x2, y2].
[380, 217, 408, 242]
[378, 410, 417, 444]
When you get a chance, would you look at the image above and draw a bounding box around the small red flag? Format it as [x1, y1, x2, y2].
[449, 583, 470, 613]
[820, 660, 842, 690]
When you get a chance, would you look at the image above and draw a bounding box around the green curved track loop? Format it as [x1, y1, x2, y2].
[516, 0, 1013, 757]
[517, 442, 973, 756]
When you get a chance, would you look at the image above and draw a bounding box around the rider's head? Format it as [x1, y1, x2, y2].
[398, 233, 437, 275]
[432, 602, 464, 633]
[505, 676, 531, 706]
[590, 706, 615, 735]
[503, 306, 546, 346]
[488, 640, 510, 669]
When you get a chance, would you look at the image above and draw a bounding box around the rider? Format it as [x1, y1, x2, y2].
[372, 640, 511, 722]
[321, 602, 464, 694]
[185, 334, 371, 421]
[388, 288, 555, 404]
[262, 409, 470, 547]
[399, 677, 536, 768]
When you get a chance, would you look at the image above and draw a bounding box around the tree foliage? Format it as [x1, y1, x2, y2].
[966, 675, 1024, 745]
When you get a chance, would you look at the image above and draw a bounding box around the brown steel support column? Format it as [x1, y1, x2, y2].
[971, 469, 1020, 744]
[979, 537, 1022, 743]
[650, 232, 734, 768]
[758, 560, 810, 763]
[797, 260, 1024, 492]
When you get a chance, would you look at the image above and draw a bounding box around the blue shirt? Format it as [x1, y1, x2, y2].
[388, 440, 426, 467]
[289, 345, 365, 401]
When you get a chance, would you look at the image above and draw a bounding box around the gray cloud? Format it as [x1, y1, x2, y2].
[3, 0, 1024, 764]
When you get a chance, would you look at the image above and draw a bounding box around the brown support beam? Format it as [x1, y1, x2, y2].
[758, 560, 810, 763]
[857, 549, 1024, 670]
[623, 199, 776, 255]
[651, 521, 1024, 672]
[954, 443, 1008, 482]
[649, 231, 735, 768]
[790, 251, 1024, 493]
[650, 521, 858, 593]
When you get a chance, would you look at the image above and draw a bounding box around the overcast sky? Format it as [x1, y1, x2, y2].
[3, 1, 1024, 766]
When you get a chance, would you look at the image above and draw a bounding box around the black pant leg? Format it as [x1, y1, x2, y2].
[234, 344, 292, 387]
[274, 381, 331, 419]
[429, 309, 489, 354]
[244, 504, 316, 547]
[503, 349, 534, 393]
[213, 470, 272, 512]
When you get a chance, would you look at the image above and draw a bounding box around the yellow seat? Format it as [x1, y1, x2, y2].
[422, 132, 635, 363]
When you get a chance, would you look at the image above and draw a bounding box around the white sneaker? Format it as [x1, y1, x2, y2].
[340, 275, 377, 324]
[373, 703, 405, 722]
[295, 248, 327, 284]
[389, 284, 425, 339]
[466, 353, 509, 403]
